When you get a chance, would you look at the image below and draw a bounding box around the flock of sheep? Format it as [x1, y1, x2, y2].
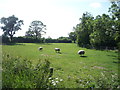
[38, 47, 85, 56]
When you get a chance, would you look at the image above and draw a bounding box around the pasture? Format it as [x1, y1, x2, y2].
[2, 43, 119, 88]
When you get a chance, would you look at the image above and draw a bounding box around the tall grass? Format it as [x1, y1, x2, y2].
[2, 54, 51, 88]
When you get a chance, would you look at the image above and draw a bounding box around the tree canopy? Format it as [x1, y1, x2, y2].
[68, 31, 77, 43]
[25, 20, 46, 40]
[0, 15, 24, 42]
[71, 1, 120, 49]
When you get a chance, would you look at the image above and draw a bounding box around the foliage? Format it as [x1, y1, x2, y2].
[90, 14, 116, 48]
[109, 1, 120, 44]
[73, 1, 120, 49]
[48, 77, 64, 88]
[45, 37, 72, 43]
[68, 31, 77, 43]
[26, 20, 46, 39]
[57, 37, 72, 43]
[75, 72, 119, 88]
[0, 15, 23, 42]
[2, 54, 52, 88]
[75, 12, 94, 47]
[2, 36, 45, 43]
[2, 35, 10, 43]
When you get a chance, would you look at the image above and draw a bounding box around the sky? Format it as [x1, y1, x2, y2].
[0, 0, 112, 39]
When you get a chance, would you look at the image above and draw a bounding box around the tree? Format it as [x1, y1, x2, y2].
[0, 15, 24, 42]
[90, 14, 116, 48]
[75, 12, 94, 47]
[26, 20, 46, 40]
[68, 31, 77, 43]
[109, 1, 120, 44]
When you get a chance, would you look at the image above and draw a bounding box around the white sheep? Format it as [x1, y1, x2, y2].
[38, 47, 43, 51]
[78, 50, 85, 56]
[55, 48, 60, 53]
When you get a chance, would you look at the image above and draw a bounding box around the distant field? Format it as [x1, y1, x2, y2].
[2, 43, 119, 88]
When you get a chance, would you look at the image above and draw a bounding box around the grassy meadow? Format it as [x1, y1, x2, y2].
[2, 43, 120, 88]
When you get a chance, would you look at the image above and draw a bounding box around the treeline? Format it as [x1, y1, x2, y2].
[1, 35, 72, 43]
[45, 37, 72, 43]
[69, 1, 120, 49]
[0, 15, 72, 44]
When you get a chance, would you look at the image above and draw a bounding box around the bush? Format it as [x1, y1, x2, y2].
[2, 54, 51, 88]
[2, 35, 10, 43]
[75, 72, 120, 88]
[45, 37, 72, 43]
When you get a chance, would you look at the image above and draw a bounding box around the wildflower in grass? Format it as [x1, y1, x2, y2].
[86, 81, 89, 84]
[101, 72, 104, 76]
[117, 85, 120, 88]
[51, 81, 56, 86]
[49, 77, 52, 80]
[53, 83, 56, 86]
[55, 78, 58, 80]
[51, 81, 55, 84]
[68, 75, 71, 79]
[60, 79, 63, 82]
[56, 81, 59, 83]
[79, 80, 82, 82]
[115, 73, 117, 76]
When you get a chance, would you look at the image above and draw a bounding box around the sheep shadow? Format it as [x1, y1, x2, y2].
[56, 52, 62, 54]
[80, 56, 87, 57]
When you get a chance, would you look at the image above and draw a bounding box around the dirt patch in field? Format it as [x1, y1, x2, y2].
[40, 54, 51, 57]
[92, 66, 105, 69]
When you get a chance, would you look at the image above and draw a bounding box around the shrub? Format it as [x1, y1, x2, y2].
[75, 72, 120, 88]
[2, 54, 51, 88]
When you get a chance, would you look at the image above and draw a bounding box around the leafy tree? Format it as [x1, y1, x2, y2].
[75, 12, 94, 47]
[72, 1, 120, 49]
[57, 37, 72, 43]
[0, 15, 23, 42]
[109, 1, 120, 20]
[26, 20, 46, 40]
[109, 1, 120, 44]
[68, 31, 77, 43]
[90, 14, 116, 48]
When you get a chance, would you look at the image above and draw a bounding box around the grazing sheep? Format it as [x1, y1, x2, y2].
[55, 48, 60, 53]
[38, 47, 43, 51]
[78, 50, 85, 56]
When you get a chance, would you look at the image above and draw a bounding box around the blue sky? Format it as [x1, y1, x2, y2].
[0, 0, 112, 38]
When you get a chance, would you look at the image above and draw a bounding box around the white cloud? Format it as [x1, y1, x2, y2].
[89, 2, 102, 8]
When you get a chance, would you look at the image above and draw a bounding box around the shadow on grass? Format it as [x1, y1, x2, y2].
[34, 43, 52, 45]
[80, 56, 87, 57]
[58, 52, 62, 54]
[113, 61, 120, 63]
[108, 54, 118, 61]
[55, 52, 62, 54]
[2, 43, 25, 46]
[107, 54, 118, 58]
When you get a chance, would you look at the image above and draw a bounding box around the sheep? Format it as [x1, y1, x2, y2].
[55, 48, 61, 53]
[78, 50, 85, 56]
[38, 47, 43, 51]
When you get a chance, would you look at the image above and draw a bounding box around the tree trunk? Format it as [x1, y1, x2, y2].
[9, 35, 13, 42]
[35, 35, 38, 40]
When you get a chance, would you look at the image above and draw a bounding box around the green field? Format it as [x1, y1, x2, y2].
[2, 43, 120, 88]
